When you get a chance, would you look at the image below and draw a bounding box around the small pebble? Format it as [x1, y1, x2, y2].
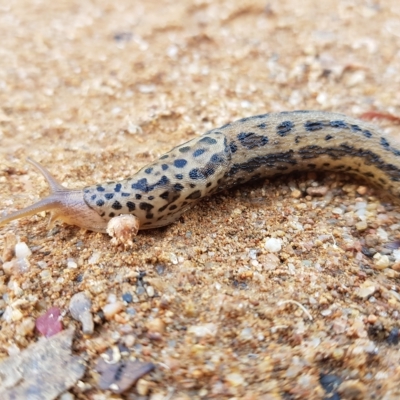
[291, 189, 302, 198]
[146, 318, 165, 333]
[67, 259, 78, 269]
[355, 221, 368, 231]
[16, 317, 35, 337]
[264, 238, 282, 252]
[338, 379, 366, 400]
[146, 286, 155, 297]
[306, 186, 328, 196]
[136, 379, 151, 396]
[387, 327, 399, 345]
[373, 253, 390, 269]
[103, 301, 124, 320]
[15, 242, 32, 259]
[36, 307, 63, 337]
[122, 292, 133, 303]
[69, 292, 94, 335]
[225, 372, 245, 387]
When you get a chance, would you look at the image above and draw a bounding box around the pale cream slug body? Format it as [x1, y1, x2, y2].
[1, 110, 399, 234]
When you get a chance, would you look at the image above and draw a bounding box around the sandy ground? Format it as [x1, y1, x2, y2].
[1, 0, 400, 399]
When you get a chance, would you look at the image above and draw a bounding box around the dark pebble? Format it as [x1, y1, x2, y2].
[122, 292, 133, 303]
[387, 327, 399, 345]
[319, 373, 342, 399]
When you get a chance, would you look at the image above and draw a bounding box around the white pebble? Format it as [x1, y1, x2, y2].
[376, 228, 388, 241]
[15, 242, 32, 259]
[393, 249, 400, 262]
[67, 259, 78, 269]
[332, 207, 344, 215]
[373, 253, 390, 269]
[69, 292, 94, 335]
[103, 301, 124, 320]
[146, 286, 155, 297]
[264, 238, 282, 252]
[88, 252, 100, 265]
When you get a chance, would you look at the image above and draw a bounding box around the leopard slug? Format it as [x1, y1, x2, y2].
[1, 110, 399, 234]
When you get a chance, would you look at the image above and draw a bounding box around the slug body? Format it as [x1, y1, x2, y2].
[1, 110, 399, 233]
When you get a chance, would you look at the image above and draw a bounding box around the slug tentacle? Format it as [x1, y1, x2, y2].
[0, 159, 108, 232]
[1, 111, 399, 234]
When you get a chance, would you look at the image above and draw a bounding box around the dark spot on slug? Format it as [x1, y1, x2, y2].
[186, 190, 202, 200]
[145, 167, 153, 174]
[158, 204, 168, 212]
[160, 154, 169, 159]
[237, 132, 269, 149]
[162, 164, 169, 171]
[146, 214, 154, 219]
[112, 201, 122, 210]
[97, 186, 105, 192]
[174, 159, 188, 168]
[189, 183, 196, 188]
[295, 136, 301, 144]
[211, 153, 225, 164]
[175, 174, 183, 180]
[381, 137, 390, 149]
[304, 121, 326, 131]
[229, 142, 238, 153]
[160, 191, 169, 200]
[206, 182, 212, 187]
[351, 124, 362, 132]
[307, 163, 317, 169]
[96, 199, 105, 207]
[330, 120, 348, 129]
[174, 183, 185, 191]
[169, 205, 178, 210]
[199, 136, 217, 145]
[276, 121, 294, 136]
[135, 194, 142, 200]
[122, 202, 134, 212]
[179, 146, 191, 153]
[105, 193, 114, 200]
[140, 202, 154, 212]
[325, 134, 333, 141]
[109, 212, 115, 218]
[189, 168, 204, 180]
[257, 123, 267, 129]
[91, 194, 97, 200]
[193, 148, 206, 157]
[363, 130, 372, 138]
[114, 183, 122, 192]
[121, 192, 130, 197]
[148, 196, 155, 200]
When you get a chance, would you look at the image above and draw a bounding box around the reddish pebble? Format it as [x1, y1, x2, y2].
[36, 307, 63, 337]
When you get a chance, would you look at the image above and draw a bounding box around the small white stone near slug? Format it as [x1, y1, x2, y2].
[106, 214, 140, 246]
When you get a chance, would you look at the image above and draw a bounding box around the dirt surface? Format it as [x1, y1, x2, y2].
[1, 0, 400, 399]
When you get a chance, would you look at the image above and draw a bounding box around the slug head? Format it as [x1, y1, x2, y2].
[0, 159, 109, 232]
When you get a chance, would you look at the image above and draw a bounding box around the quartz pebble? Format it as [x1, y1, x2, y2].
[264, 238, 282, 252]
[36, 307, 63, 337]
[15, 242, 32, 259]
[103, 301, 124, 320]
[373, 253, 390, 269]
[69, 292, 94, 335]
